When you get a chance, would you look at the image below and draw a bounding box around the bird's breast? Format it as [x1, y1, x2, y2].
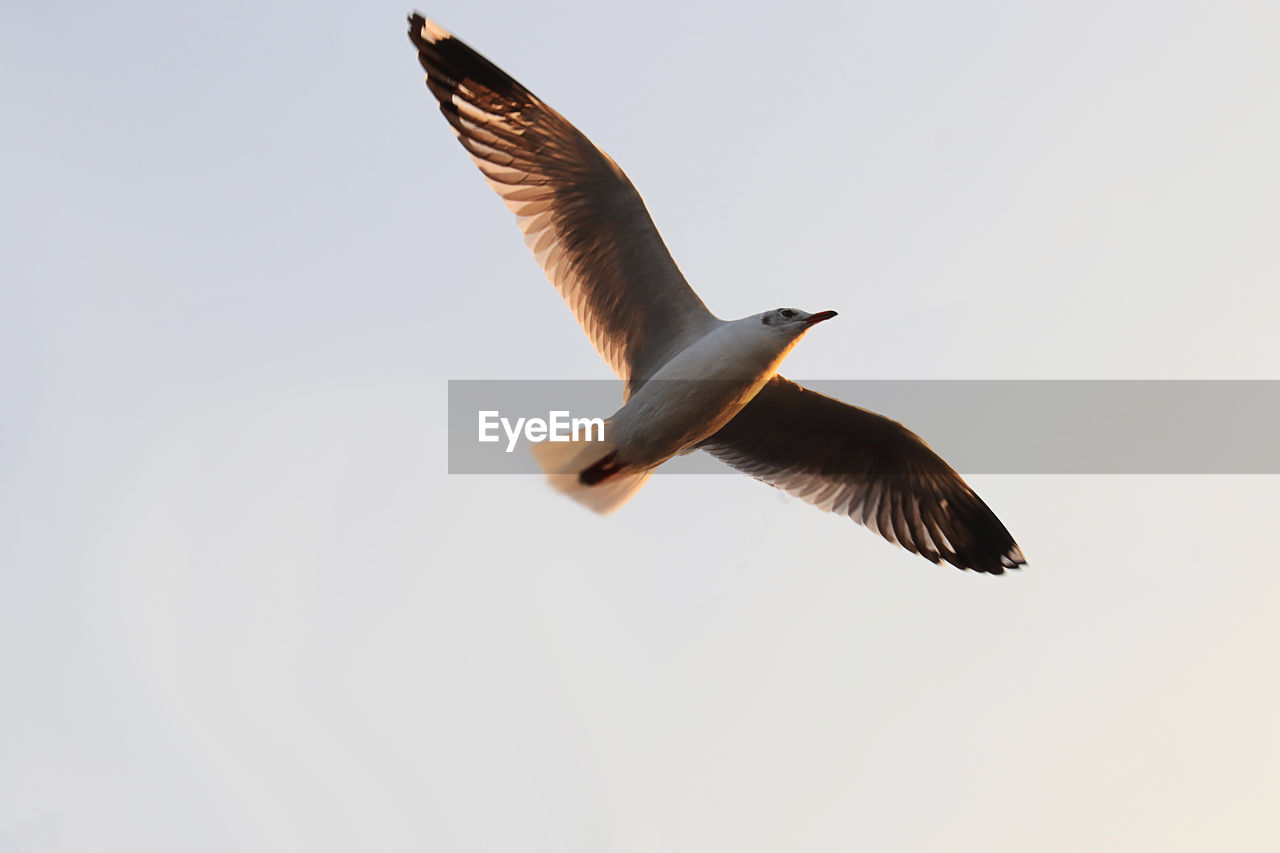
[607, 329, 789, 463]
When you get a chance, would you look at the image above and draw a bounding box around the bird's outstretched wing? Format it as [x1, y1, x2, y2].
[700, 377, 1027, 574]
[408, 14, 720, 390]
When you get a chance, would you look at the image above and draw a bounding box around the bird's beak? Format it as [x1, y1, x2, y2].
[805, 310, 838, 325]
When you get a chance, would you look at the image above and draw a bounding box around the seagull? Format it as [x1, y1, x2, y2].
[408, 13, 1026, 574]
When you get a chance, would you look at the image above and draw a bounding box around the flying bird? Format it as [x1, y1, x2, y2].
[408, 13, 1026, 573]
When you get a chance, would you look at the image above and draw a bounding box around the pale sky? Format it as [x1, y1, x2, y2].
[2, 1, 1278, 851]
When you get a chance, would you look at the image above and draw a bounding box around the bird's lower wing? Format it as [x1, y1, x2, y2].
[700, 376, 1026, 574]
[408, 14, 719, 387]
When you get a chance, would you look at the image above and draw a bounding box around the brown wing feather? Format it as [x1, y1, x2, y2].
[701, 376, 1027, 574]
[408, 15, 718, 388]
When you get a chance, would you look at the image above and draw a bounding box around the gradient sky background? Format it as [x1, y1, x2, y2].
[3, 0, 1279, 850]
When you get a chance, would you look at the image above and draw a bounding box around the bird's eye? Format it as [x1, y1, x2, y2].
[780, 309, 795, 319]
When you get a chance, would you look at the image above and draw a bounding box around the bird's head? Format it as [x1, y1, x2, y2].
[758, 307, 839, 337]
[721, 307, 841, 371]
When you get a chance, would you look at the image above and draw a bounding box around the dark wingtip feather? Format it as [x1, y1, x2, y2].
[947, 498, 1025, 575]
[407, 13, 535, 110]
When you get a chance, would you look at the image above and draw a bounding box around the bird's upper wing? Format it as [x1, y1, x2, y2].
[408, 14, 719, 390]
[700, 376, 1026, 574]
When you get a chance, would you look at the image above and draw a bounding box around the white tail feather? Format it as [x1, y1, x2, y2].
[529, 432, 651, 515]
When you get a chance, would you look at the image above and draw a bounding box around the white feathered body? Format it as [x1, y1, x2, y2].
[531, 314, 811, 513]
[607, 318, 804, 466]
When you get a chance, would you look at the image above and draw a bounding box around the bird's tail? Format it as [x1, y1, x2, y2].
[529, 427, 651, 515]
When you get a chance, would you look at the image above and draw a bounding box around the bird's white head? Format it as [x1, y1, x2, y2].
[756, 307, 839, 337]
[718, 307, 840, 375]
